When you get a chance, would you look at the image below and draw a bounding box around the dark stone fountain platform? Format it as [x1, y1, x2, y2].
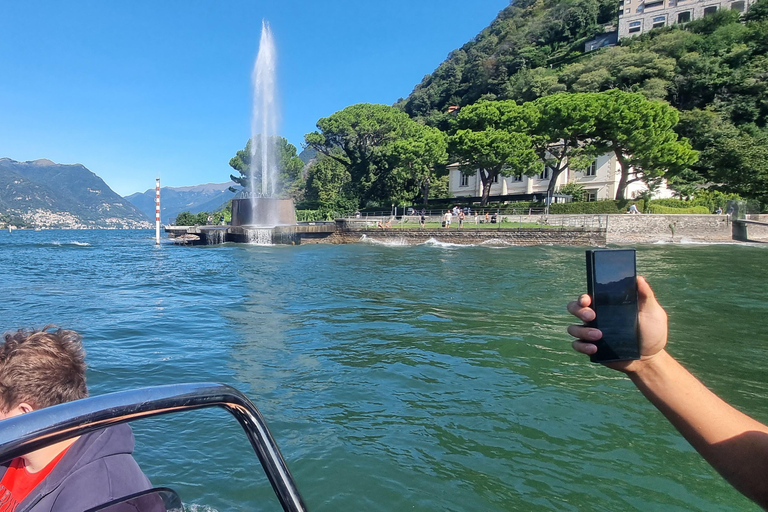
[165, 198, 336, 245]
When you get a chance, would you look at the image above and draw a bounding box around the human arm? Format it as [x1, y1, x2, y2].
[567, 277, 768, 508]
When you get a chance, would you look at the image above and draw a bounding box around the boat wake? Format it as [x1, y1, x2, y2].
[185, 504, 219, 512]
[50, 241, 92, 247]
[359, 234, 409, 246]
[420, 238, 473, 248]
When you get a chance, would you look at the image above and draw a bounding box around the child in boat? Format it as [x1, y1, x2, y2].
[0, 327, 154, 512]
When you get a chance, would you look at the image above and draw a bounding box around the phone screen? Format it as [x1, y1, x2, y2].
[588, 249, 639, 362]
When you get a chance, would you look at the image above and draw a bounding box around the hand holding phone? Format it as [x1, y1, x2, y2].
[585, 249, 640, 363]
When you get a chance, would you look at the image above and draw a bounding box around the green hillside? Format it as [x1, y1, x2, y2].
[398, 0, 768, 202]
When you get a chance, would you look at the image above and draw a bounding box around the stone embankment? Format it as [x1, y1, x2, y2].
[315, 227, 605, 246]
[743, 214, 768, 241]
[316, 214, 751, 246]
[541, 214, 734, 244]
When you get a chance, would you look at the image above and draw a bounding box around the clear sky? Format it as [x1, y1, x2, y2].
[0, 1, 509, 196]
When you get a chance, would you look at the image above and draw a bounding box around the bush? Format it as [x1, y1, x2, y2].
[647, 204, 710, 214]
[296, 209, 342, 221]
[648, 198, 695, 208]
[548, 200, 646, 214]
[556, 182, 587, 202]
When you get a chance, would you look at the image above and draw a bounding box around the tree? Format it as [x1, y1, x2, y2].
[590, 90, 698, 199]
[386, 125, 448, 206]
[677, 109, 767, 202]
[524, 93, 602, 196]
[305, 103, 447, 206]
[448, 100, 542, 205]
[229, 136, 305, 199]
[556, 182, 587, 201]
[704, 130, 768, 203]
[175, 211, 198, 225]
[304, 155, 354, 210]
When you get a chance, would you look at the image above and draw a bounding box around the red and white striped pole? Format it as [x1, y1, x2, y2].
[155, 177, 161, 245]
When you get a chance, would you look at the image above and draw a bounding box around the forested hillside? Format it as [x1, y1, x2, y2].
[399, 0, 768, 202]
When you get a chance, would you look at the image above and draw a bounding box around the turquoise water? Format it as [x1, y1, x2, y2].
[1, 230, 766, 511]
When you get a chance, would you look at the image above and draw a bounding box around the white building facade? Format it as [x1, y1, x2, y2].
[447, 152, 673, 201]
[618, 0, 754, 38]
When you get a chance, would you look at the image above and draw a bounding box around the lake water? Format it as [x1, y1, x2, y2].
[1, 229, 766, 511]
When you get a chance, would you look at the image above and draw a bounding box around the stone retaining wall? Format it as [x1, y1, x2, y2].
[541, 214, 732, 244]
[743, 219, 768, 241]
[314, 228, 606, 246]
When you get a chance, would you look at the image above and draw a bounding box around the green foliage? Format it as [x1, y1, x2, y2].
[0, 213, 32, 229]
[686, 9, 742, 35]
[229, 136, 305, 199]
[174, 211, 211, 225]
[304, 156, 353, 209]
[295, 209, 340, 222]
[526, 93, 602, 193]
[395, 0, 768, 203]
[647, 204, 710, 214]
[548, 200, 627, 214]
[590, 90, 698, 198]
[556, 182, 587, 201]
[398, 0, 617, 119]
[448, 100, 541, 205]
[305, 103, 448, 208]
[691, 189, 742, 211]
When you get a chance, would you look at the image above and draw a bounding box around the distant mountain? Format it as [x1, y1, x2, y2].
[125, 182, 237, 224]
[0, 158, 151, 229]
[298, 147, 317, 165]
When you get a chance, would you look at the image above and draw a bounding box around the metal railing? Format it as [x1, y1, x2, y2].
[0, 383, 307, 512]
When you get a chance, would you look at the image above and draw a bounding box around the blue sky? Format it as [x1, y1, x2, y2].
[0, 1, 508, 196]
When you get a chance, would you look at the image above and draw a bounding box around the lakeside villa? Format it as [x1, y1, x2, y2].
[447, 152, 674, 202]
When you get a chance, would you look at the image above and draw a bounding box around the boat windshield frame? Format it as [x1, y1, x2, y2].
[0, 382, 307, 512]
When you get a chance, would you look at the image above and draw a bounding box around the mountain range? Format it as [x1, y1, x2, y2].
[125, 182, 236, 225]
[0, 158, 151, 229]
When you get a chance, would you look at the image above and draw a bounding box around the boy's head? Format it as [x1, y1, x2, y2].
[0, 326, 88, 416]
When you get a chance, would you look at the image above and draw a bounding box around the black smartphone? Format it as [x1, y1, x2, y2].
[585, 249, 640, 363]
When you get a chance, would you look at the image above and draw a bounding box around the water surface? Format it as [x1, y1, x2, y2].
[0, 230, 765, 511]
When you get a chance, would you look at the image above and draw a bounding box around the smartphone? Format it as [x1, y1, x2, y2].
[585, 249, 640, 363]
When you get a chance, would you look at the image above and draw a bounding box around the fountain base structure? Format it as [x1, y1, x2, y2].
[166, 198, 337, 245]
[230, 198, 297, 227]
[227, 197, 300, 244]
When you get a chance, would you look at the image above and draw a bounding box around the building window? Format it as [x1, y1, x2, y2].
[585, 189, 598, 202]
[704, 5, 718, 15]
[652, 15, 666, 28]
[585, 160, 597, 176]
[677, 11, 691, 22]
[511, 174, 523, 182]
[460, 174, 469, 187]
[629, 21, 642, 32]
[645, 0, 664, 8]
[492, 174, 499, 184]
[539, 168, 551, 180]
[731, 0, 745, 11]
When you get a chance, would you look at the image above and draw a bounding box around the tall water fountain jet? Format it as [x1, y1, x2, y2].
[231, 20, 297, 235]
[252, 20, 278, 200]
